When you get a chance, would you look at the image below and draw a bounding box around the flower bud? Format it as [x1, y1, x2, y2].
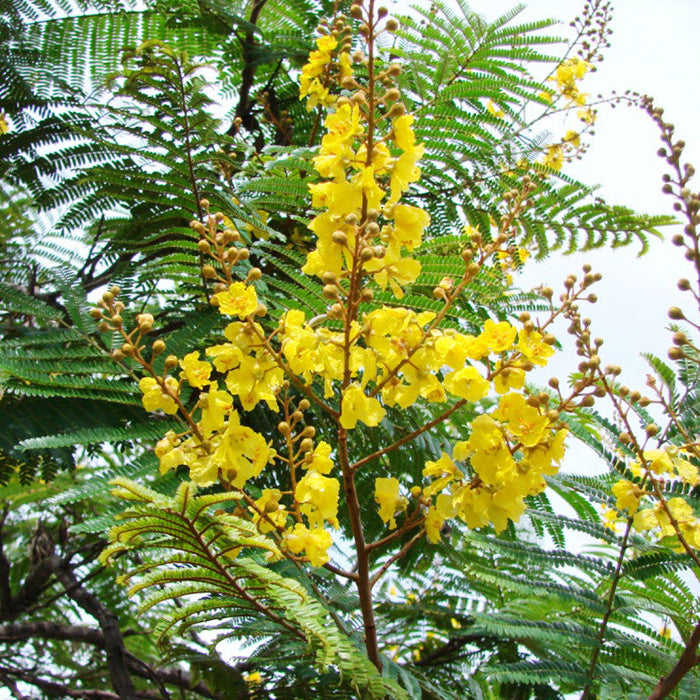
[332, 230, 348, 245]
[323, 284, 340, 299]
[164, 355, 179, 369]
[152, 339, 166, 355]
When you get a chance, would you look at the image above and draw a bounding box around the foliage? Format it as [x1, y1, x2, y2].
[0, 1, 698, 699]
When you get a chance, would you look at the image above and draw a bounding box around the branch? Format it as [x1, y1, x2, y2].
[0, 620, 222, 698]
[50, 556, 138, 700]
[646, 620, 700, 700]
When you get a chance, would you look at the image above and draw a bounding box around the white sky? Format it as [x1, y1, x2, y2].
[477, 0, 700, 396]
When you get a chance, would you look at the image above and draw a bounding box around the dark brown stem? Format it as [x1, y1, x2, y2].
[369, 530, 423, 589]
[646, 620, 700, 700]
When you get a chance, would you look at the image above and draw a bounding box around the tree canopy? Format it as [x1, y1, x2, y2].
[1, 1, 699, 698]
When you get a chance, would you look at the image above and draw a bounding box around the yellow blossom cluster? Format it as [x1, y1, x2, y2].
[301, 101, 426, 298]
[299, 34, 352, 111]
[611, 448, 700, 549]
[129, 25, 569, 571]
[418, 396, 567, 538]
[541, 130, 584, 172]
[547, 57, 591, 107]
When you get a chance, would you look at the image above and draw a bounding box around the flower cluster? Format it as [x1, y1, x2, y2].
[299, 33, 352, 111]
[612, 448, 700, 548]
[101, 16, 584, 571]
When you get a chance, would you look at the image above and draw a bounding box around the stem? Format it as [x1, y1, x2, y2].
[338, 427, 382, 670]
[579, 516, 634, 700]
[351, 399, 466, 471]
[646, 620, 700, 700]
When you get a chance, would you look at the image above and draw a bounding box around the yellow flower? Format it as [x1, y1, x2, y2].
[198, 383, 233, 436]
[139, 376, 179, 414]
[443, 366, 489, 402]
[340, 384, 386, 429]
[295, 470, 340, 528]
[202, 411, 275, 488]
[179, 351, 212, 388]
[285, 523, 333, 566]
[363, 240, 421, 299]
[375, 477, 407, 529]
[493, 365, 526, 394]
[480, 319, 517, 353]
[578, 107, 596, 124]
[251, 489, 287, 533]
[391, 204, 430, 251]
[612, 479, 644, 515]
[306, 441, 334, 475]
[425, 506, 445, 543]
[212, 282, 258, 318]
[642, 449, 673, 475]
[486, 100, 504, 118]
[495, 392, 549, 447]
[517, 329, 555, 366]
[224, 353, 283, 412]
[542, 144, 564, 171]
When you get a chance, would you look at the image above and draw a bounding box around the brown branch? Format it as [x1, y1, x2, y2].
[351, 399, 466, 472]
[50, 557, 138, 700]
[0, 620, 223, 698]
[0, 667, 134, 699]
[230, 0, 269, 149]
[646, 621, 700, 700]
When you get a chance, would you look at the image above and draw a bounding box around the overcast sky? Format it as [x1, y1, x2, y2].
[392, 0, 700, 395]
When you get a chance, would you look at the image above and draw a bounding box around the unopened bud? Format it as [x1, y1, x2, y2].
[164, 355, 179, 369]
[332, 230, 348, 246]
[323, 284, 339, 299]
[152, 339, 166, 355]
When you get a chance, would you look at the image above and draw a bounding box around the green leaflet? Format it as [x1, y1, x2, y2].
[104, 478, 408, 700]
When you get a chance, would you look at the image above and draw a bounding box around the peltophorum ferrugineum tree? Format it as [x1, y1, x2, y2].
[2, 0, 700, 698]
